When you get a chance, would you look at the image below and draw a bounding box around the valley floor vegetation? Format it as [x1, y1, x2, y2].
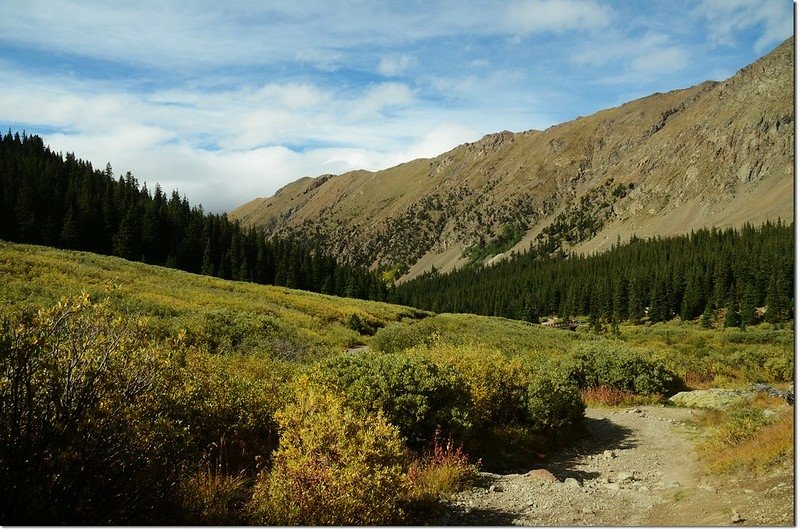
[0, 241, 793, 524]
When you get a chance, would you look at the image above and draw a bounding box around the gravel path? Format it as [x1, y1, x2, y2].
[439, 406, 794, 526]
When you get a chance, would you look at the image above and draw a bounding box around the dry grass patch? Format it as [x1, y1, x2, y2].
[407, 431, 479, 501]
[580, 386, 663, 407]
[698, 399, 794, 475]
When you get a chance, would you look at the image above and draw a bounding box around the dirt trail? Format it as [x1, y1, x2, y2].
[441, 406, 794, 526]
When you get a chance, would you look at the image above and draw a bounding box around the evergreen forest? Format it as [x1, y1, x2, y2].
[0, 131, 387, 300]
[392, 222, 794, 327]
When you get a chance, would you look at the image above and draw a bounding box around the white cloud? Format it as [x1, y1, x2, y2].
[697, 0, 793, 52]
[631, 47, 689, 74]
[0, 1, 503, 73]
[352, 83, 416, 118]
[507, 0, 612, 34]
[377, 54, 417, 76]
[567, 31, 691, 86]
[570, 33, 670, 67]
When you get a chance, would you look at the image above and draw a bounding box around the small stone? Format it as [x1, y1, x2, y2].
[617, 471, 635, 483]
[604, 483, 621, 491]
[743, 489, 755, 494]
[526, 469, 559, 483]
[526, 500, 535, 507]
[603, 449, 617, 459]
[667, 481, 681, 488]
[488, 484, 503, 493]
[698, 484, 716, 492]
[731, 511, 744, 524]
[639, 485, 649, 492]
[564, 477, 581, 488]
[763, 409, 777, 419]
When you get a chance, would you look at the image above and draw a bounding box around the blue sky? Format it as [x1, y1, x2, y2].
[0, 0, 794, 212]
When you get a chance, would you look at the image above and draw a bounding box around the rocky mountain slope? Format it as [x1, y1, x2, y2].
[231, 37, 794, 280]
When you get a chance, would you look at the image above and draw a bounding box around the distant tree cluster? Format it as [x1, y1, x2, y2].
[0, 131, 387, 300]
[393, 221, 794, 327]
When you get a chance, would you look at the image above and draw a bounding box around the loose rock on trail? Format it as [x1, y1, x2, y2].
[440, 406, 794, 526]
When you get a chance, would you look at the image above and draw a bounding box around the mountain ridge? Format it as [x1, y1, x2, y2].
[231, 37, 794, 280]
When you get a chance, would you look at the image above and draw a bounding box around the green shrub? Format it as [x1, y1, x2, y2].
[565, 343, 681, 396]
[701, 403, 776, 450]
[249, 378, 409, 525]
[168, 352, 293, 474]
[309, 352, 472, 448]
[193, 309, 320, 360]
[372, 319, 440, 353]
[764, 355, 794, 382]
[0, 295, 192, 524]
[525, 373, 585, 432]
[347, 313, 378, 335]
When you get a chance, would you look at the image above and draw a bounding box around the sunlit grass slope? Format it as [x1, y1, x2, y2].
[0, 241, 429, 358]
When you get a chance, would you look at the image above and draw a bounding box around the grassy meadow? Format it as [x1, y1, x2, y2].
[0, 241, 429, 356]
[0, 241, 793, 524]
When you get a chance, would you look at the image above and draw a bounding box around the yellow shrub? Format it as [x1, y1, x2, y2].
[413, 343, 529, 429]
[249, 378, 409, 525]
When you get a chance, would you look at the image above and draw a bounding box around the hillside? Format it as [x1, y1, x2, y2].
[231, 37, 794, 279]
[0, 240, 425, 357]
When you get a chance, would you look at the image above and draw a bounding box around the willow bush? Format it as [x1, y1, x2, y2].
[249, 378, 409, 525]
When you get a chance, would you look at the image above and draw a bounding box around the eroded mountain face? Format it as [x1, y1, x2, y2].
[231, 37, 793, 280]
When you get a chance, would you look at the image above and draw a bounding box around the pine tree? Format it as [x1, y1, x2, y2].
[764, 272, 788, 324]
[612, 277, 628, 321]
[740, 283, 758, 326]
[628, 275, 645, 324]
[700, 304, 715, 329]
[649, 275, 670, 323]
[112, 208, 142, 261]
[522, 297, 539, 324]
[610, 313, 621, 335]
[201, 240, 214, 276]
[60, 203, 80, 249]
[723, 297, 741, 328]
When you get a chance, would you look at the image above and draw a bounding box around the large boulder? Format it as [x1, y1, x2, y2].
[668, 388, 754, 410]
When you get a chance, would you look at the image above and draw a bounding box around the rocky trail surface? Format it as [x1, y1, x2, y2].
[441, 406, 794, 526]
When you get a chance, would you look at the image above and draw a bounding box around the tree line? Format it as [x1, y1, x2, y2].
[0, 131, 387, 300]
[2, 130, 792, 326]
[392, 221, 794, 327]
